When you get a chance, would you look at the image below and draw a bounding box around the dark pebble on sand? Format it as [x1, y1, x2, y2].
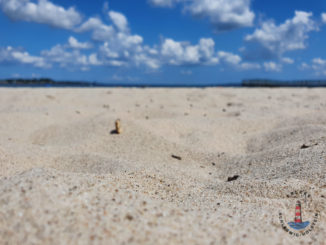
[125, 214, 133, 221]
[227, 175, 239, 182]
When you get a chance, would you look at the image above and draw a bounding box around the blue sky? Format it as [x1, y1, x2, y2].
[1, 0, 326, 84]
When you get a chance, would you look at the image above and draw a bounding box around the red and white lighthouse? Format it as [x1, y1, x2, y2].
[294, 201, 302, 223]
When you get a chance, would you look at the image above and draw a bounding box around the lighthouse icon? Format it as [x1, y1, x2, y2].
[287, 201, 310, 230]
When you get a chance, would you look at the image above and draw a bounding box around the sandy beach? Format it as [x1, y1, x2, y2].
[0, 88, 325, 244]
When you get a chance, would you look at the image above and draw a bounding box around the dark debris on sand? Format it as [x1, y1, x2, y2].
[227, 175, 239, 182]
[171, 155, 182, 160]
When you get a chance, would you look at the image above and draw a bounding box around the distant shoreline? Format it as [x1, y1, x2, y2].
[1, 78, 326, 87]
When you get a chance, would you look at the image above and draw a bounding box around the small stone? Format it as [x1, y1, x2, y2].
[300, 144, 309, 149]
[125, 214, 133, 221]
[227, 175, 239, 182]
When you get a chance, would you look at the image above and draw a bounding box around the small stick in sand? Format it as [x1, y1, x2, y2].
[171, 155, 182, 160]
[115, 119, 122, 134]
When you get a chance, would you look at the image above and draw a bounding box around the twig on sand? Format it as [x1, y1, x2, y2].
[171, 155, 182, 160]
[300, 142, 318, 149]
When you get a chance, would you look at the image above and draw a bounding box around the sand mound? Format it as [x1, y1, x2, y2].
[0, 88, 325, 244]
[52, 154, 138, 174]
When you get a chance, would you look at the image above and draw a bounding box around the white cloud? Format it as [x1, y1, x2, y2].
[299, 58, 326, 75]
[217, 51, 261, 70]
[217, 51, 241, 65]
[300, 62, 309, 70]
[161, 38, 218, 65]
[161, 39, 186, 61]
[97, 39, 160, 69]
[99, 42, 119, 59]
[76, 11, 143, 53]
[0, 0, 82, 29]
[111, 74, 140, 82]
[148, 0, 177, 7]
[109, 11, 128, 32]
[76, 17, 115, 41]
[0, 46, 48, 68]
[149, 0, 254, 31]
[0, 1, 155, 73]
[300, 58, 326, 75]
[118, 33, 144, 49]
[239, 62, 261, 70]
[322, 13, 326, 23]
[311, 58, 326, 75]
[41, 44, 89, 70]
[186, 0, 254, 31]
[158, 38, 260, 70]
[0, 4, 262, 72]
[97, 33, 152, 67]
[88, 53, 102, 66]
[312, 57, 326, 65]
[68, 36, 92, 49]
[244, 11, 318, 60]
[198, 38, 216, 59]
[76, 17, 103, 32]
[133, 53, 160, 69]
[76, 11, 130, 42]
[75, 10, 163, 70]
[282, 57, 294, 64]
[74, 11, 161, 69]
[263, 61, 282, 72]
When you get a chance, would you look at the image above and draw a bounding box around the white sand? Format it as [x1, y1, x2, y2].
[0, 88, 325, 244]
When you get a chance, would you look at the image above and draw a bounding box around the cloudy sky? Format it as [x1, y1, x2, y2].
[1, 0, 326, 84]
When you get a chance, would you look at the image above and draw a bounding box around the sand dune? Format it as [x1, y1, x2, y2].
[0, 88, 325, 244]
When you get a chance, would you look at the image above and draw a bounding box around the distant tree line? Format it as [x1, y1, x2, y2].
[0, 78, 97, 87]
[242, 79, 326, 87]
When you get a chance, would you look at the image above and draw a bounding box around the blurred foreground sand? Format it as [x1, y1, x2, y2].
[0, 88, 325, 244]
